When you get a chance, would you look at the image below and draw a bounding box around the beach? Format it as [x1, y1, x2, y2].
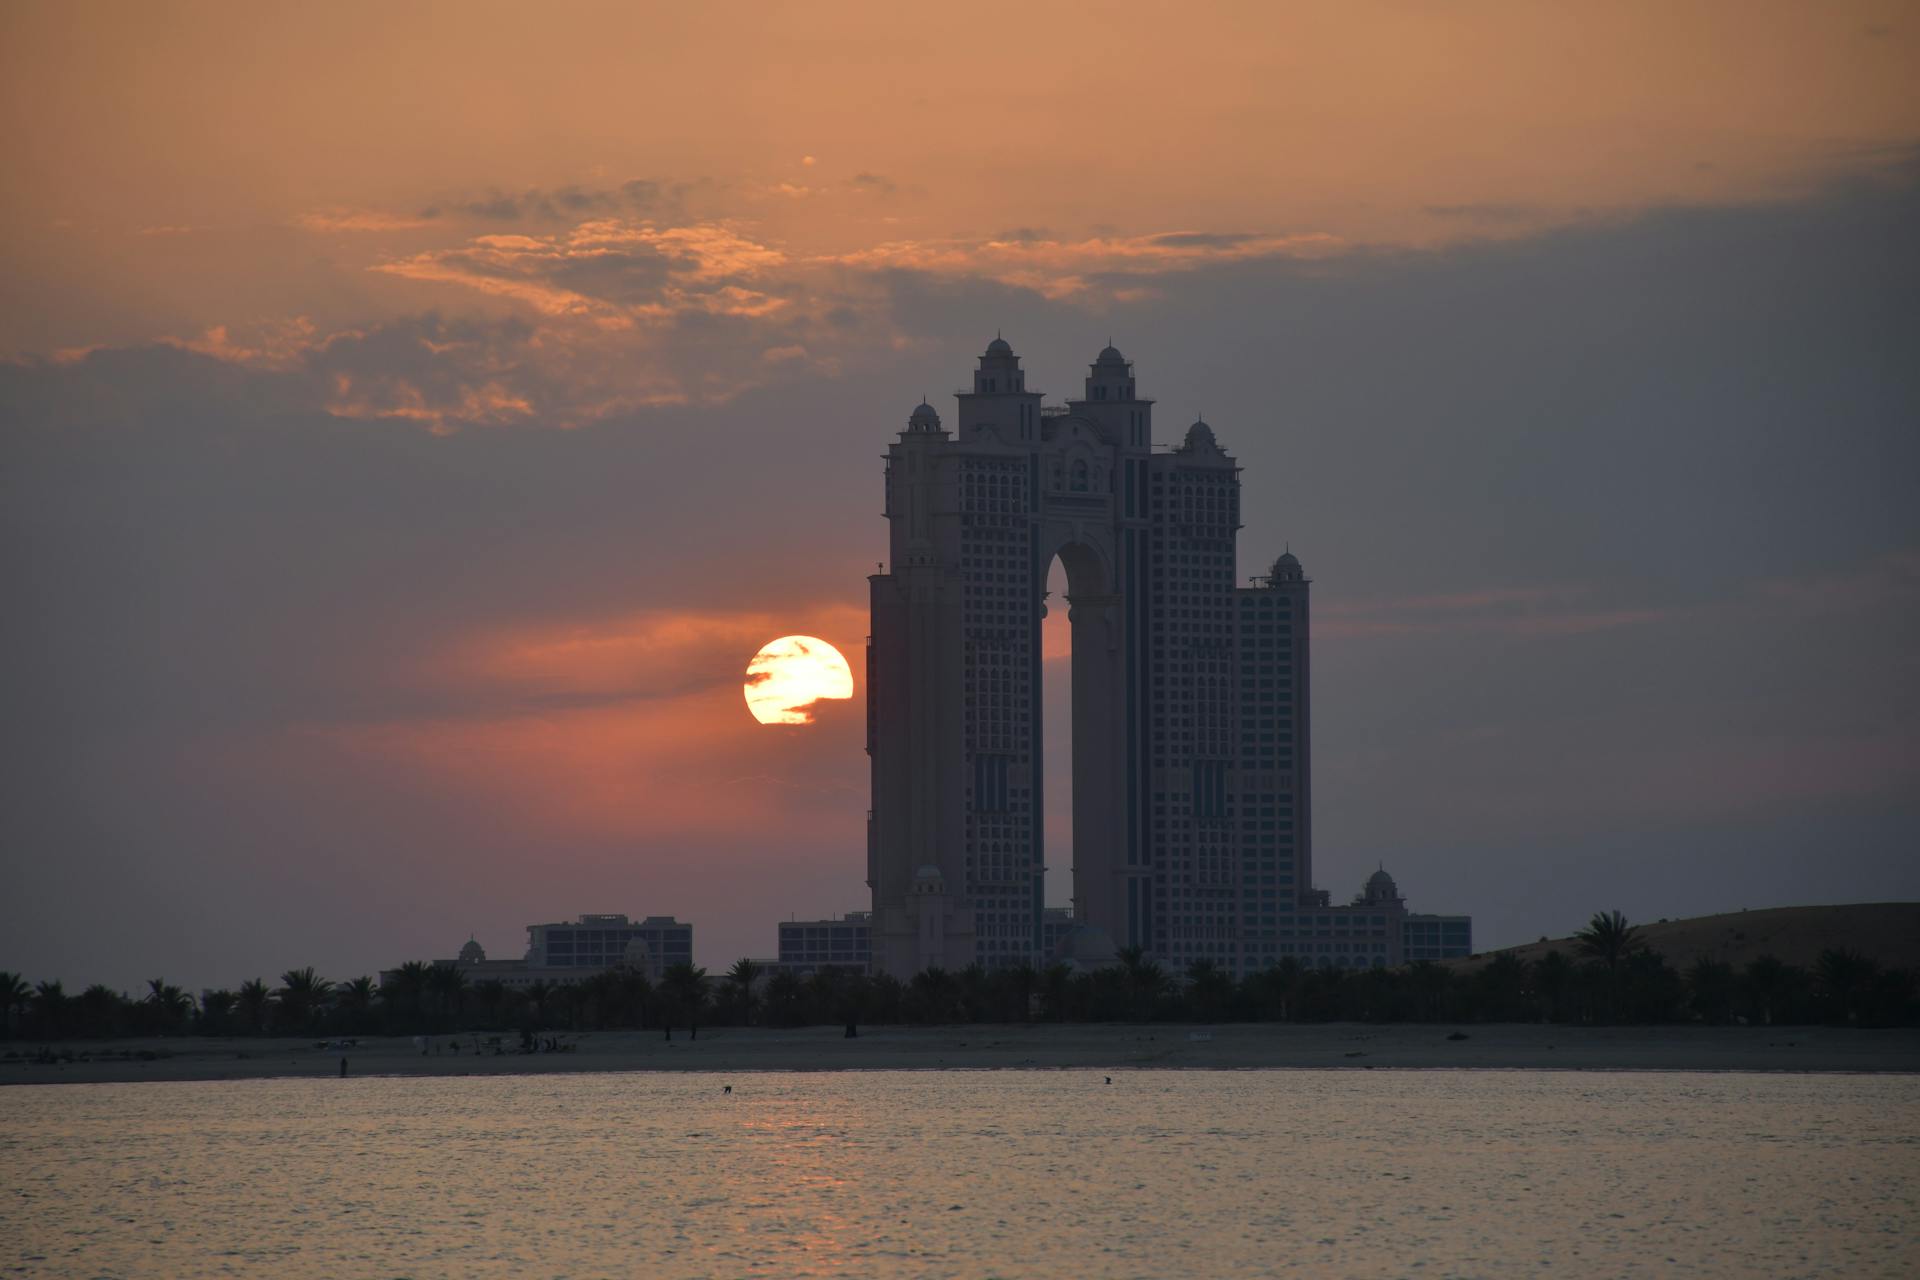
[6, 1021, 1917, 1086]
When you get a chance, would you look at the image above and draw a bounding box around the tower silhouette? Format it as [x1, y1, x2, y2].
[867, 339, 1311, 977]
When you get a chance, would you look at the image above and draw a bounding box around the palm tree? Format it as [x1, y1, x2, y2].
[764, 971, 805, 1026]
[1575, 911, 1640, 1023]
[1004, 962, 1039, 1023]
[1040, 963, 1074, 1023]
[1184, 959, 1232, 1022]
[236, 978, 273, 1034]
[1576, 911, 1641, 972]
[726, 958, 762, 1026]
[1815, 948, 1877, 1024]
[1117, 946, 1166, 1020]
[426, 965, 467, 1029]
[1409, 961, 1452, 1021]
[660, 963, 709, 1040]
[617, 971, 651, 1029]
[1253, 958, 1302, 1022]
[145, 978, 192, 1034]
[1475, 954, 1528, 1022]
[807, 967, 846, 1029]
[276, 968, 332, 1035]
[956, 963, 992, 1022]
[198, 988, 237, 1035]
[474, 979, 507, 1028]
[1743, 954, 1789, 1027]
[524, 979, 553, 1027]
[0, 972, 30, 1040]
[337, 976, 377, 1032]
[1531, 950, 1573, 1023]
[1686, 958, 1734, 1024]
[76, 984, 123, 1037]
[33, 980, 68, 1039]
[909, 966, 956, 1023]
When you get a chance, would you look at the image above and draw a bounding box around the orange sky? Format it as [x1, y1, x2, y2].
[4, 2, 1915, 364]
[3, 2, 1916, 985]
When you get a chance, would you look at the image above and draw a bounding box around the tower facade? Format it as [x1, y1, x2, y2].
[867, 339, 1317, 979]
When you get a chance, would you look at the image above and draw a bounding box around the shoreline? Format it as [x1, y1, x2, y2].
[6, 1022, 1918, 1086]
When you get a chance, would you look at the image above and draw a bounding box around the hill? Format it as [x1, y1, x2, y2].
[1450, 903, 1920, 974]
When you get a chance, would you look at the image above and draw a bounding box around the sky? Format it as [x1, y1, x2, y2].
[2, 2, 1917, 992]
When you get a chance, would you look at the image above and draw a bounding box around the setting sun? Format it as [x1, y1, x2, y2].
[744, 635, 854, 725]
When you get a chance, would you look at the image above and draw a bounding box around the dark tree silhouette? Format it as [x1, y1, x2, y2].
[0, 971, 29, 1040]
[660, 963, 709, 1040]
[198, 988, 237, 1035]
[1743, 955, 1790, 1027]
[1184, 959, 1232, 1022]
[1814, 948, 1877, 1024]
[276, 968, 332, 1035]
[1686, 958, 1735, 1024]
[236, 978, 273, 1034]
[1575, 911, 1641, 971]
[726, 958, 762, 1026]
[145, 979, 192, 1034]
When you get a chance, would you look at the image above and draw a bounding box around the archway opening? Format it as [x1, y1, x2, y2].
[1040, 555, 1073, 910]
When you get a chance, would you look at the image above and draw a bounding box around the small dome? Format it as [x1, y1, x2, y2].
[907, 401, 942, 431]
[1183, 418, 1217, 451]
[457, 937, 485, 965]
[1094, 344, 1127, 366]
[912, 863, 947, 894]
[985, 336, 1013, 356]
[1363, 867, 1401, 904]
[621, 937, 653, 970]
[1270, 550, 1303, 581]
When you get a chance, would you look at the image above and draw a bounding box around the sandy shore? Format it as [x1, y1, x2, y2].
[5, 1022, 1918, 1085]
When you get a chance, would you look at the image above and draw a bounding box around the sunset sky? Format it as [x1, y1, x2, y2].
[3, 3, 1917, 990]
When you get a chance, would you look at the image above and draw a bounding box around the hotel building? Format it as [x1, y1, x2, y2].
[866, 339, 1469, 978]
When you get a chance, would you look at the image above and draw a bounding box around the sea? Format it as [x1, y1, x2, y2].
[3, 1070, 1916, 1278]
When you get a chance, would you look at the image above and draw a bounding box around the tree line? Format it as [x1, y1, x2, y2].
[3, 913, 1914, 1042]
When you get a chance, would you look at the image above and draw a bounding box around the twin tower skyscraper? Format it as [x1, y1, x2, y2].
[867, 338, 1314, 980]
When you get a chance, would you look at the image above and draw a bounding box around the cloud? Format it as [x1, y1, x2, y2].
[375, 219, 790, 322]
[296, 209, 437, 233]
[414, 179, 674, 225]
[824, 228, 1344, 298]
[1421, 203, 1547, 224]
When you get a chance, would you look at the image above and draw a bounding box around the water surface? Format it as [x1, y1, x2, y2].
[4, 1070, 1916, 1277]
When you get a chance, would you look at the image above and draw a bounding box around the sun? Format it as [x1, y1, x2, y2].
[744, 635, 854, 725]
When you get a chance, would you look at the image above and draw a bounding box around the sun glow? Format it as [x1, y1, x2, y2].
[744, 635, 854, 725]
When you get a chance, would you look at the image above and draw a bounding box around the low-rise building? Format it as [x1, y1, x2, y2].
[525, 914, 692, 982]
[384, 913, 694, 990]
[776, 912, 872, 974]
[1403, 913, 1474, 962]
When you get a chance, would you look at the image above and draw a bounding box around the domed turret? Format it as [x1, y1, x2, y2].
[985, 336, 1013, 356]
[1270, 550, 1304, 583]
[1359, 866, 1402, 907]
[1095, 343, 1127, 366]
[457, 937, 486, 966]
[1182, 418, 1217, 451]
[906, 400, 942, 432]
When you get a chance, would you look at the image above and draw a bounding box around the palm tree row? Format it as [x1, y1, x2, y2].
[3, 915, 1914, 1041]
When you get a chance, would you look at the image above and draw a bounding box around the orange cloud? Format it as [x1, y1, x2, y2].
[297, 208, 437, 233]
